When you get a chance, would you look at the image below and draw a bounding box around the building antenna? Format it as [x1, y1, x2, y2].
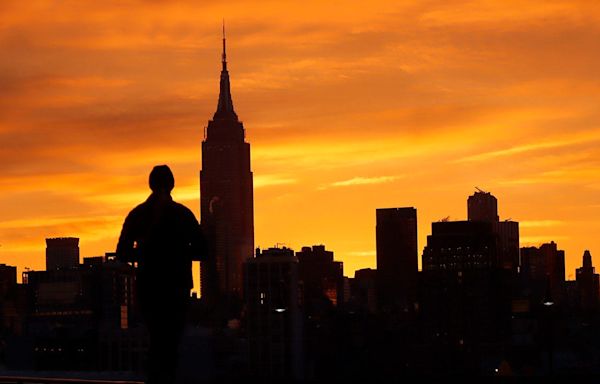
[222, 19, 227, 65]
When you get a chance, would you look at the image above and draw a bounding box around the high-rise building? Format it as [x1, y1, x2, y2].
[422, 221, 497, 271]
[0, 264, 17, 297]
[376, 207, 418, 314]
[45, 237, 79, 271]
[244, 247, 303, 380]
[575, 250, 599, 311]
[493, 221, 520, 273]
[200, 30, 254, 300]
[350, 268, 377, 313]
[296, 245, 344, 310]
[520, 241, 566, 305]
[421, 221, 512, 354]
[467, 190, 499, 222]
[0, 264, 19, 335]
[467, 190, 519, 273]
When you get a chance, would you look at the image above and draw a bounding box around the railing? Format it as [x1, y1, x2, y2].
[0, 376, 143, 384]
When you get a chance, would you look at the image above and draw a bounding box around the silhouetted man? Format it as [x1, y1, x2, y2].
[116, 165, 205, 384]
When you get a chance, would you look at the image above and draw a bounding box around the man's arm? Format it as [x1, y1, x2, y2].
[185, 210, 208, 262]
[116, 211, 137, 263]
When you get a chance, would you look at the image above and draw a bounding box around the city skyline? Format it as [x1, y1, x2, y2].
[1, 1, 600, 290]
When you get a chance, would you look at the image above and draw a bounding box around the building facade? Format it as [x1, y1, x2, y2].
[420, 220, 513, 366]
[200, 32, 254, 300]
[520, 241, 566, 305]
[467, 190, 499, 222]
[244, 247, 303, 380]
[22, 253, 140, 371]
[467, 191, 519, 274]
[46, 237, 80, 271]
[0, 263, 22, 338]
[575, 250, 599, 311]
[375, 207, 418, 314]
[296, 245, 344, 311]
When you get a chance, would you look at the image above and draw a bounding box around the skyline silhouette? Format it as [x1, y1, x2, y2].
[1, 44, 599, 374]
[2, 5, 600, 377]
[1, 2, 599, 294]
[3, 188, 599, 378]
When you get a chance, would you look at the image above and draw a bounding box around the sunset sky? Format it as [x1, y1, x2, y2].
[1, 1, 599, 292]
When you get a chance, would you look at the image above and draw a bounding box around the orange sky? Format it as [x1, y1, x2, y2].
[1, 1, 600, 293]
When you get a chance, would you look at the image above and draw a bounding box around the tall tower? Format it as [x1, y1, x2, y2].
[375, 207, 418, 314]
[200, 27, 254, 300]
[576, 250, 599, 311]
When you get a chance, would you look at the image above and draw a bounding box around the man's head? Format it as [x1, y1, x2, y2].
[149, 165, 175, 193]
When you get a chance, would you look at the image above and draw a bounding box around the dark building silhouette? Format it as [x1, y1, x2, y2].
[420, 220, 513, 370]
[422, 221, 497, 271]
[467, 189, 499, 222]
[576, 250, 599, 311]
[0, 264, 17, 297]
[467, 190, 519, 273]
[46, 237, 79, 271]
[375, 207, 418, 314]
[200, 29, 254, 300]
[349, 268, 377, 313]
[520, 242, 565, 305]
[0, 264, 21, 336]
[296, 245, 344, 311]
[244, 247, 303, 380]
[493, 220, 520, 273]
[22, 253, 141, 371]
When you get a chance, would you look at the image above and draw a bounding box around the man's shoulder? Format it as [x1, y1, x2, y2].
[171, 201, 197, 220]
[125, 200, 152, 221]
[130, 201, 151, 214]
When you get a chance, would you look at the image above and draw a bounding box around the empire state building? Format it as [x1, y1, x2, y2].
[200, 30, 254, 300]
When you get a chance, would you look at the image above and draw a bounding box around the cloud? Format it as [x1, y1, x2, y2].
[325, 175, 402, 189]
[520, 220, 563, 228]
[254, 174, 297, 188]
[347, 250, 376, 257]
[521, 236, 569, 245]
[455, 134, 600, 164]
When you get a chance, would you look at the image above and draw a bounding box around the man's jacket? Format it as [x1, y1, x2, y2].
[116, 193, 205, 293]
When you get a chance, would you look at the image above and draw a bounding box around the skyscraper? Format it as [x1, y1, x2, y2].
[200, 29, 254, 299]
[45, 237, 79, 271]
[520, 241, 566, 305]
[375, 207, 418, 313]
[422, 221, 497, 271]
[0, 264, 17, 297]
[296, 245, 344, 309]
[420, 220, 512, 357]
[467, 190, 519, 273]
[467, 190, 499, 222]
[244, 247, 303, 380]
[0, 263, 20, 338]
[576, 250, 599, 311]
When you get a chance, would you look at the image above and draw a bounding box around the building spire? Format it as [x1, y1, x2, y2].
[583, 250, 593, 269]
[214, 21, 237, 120]
[222, 19, 227, 71]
